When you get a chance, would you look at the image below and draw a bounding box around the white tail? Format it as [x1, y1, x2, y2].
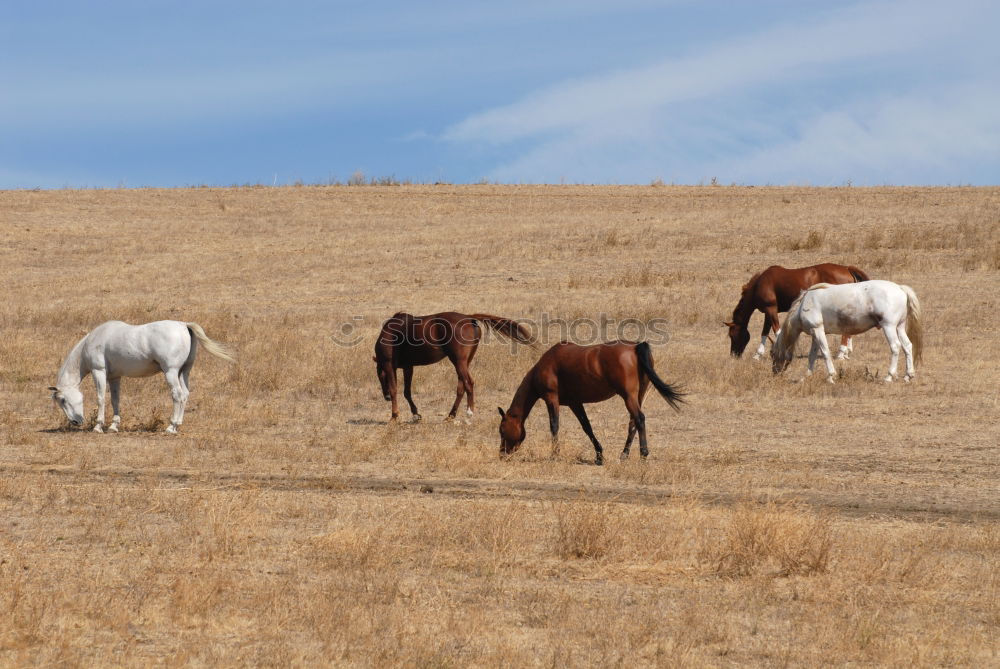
[186, 323, 236, 363]
[899, 285, 923, 363]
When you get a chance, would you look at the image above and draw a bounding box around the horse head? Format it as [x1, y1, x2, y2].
[770, 338, 793, 374]
[724, 321, 751, 357]
[372, 354, 394, 401]
[497, 407, 525, 455]
[49, 385, 84, 426]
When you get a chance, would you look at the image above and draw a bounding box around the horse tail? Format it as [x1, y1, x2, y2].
[469, 314, 537, 348]
[635, 342, 684, 411]
[848, 266, 871, 282]
[899, 285, 923, 363]
[186, 323, 236, 363]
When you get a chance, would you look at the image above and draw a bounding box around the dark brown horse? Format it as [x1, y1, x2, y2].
[374, 311, 534, 421]
[498, 341, 683, 465]
[725, 263, 870, 358]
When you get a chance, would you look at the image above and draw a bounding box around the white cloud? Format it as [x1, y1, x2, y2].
[444, 0, 1000, 184]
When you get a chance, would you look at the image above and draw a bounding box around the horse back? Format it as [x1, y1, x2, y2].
[378, 311, 476, 367]
[545, 341, 635, 404]
[94, 321, 190, 377]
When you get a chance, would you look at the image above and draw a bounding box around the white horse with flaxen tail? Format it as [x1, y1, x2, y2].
[50, 321, 235, 433]
[771, 280, 922, 383]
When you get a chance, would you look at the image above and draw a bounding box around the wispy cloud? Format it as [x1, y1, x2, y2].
[444, 0, 999, 184]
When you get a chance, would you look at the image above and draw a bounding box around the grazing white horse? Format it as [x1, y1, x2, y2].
[50, 321, 235, 433]
[772, 280, 922, 383]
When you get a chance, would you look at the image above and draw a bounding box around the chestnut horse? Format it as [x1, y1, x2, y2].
[374, 311, 534, 421]
[725, 263, 870, 359]
[498, 341, 683, 465]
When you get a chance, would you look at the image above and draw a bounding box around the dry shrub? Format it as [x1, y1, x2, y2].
[711, 501, 832, 578]
[554, 501, 611, 560]
[786, 229, 826, 251]
[125, 406, 166, 432]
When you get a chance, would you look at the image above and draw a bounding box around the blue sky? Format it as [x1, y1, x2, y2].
[2, 0, 997, 188]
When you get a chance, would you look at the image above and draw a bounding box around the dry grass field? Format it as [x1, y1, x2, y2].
[1, 184, 998, 666]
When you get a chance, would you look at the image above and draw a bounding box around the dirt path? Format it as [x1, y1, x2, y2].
[5, 462, 997, 523]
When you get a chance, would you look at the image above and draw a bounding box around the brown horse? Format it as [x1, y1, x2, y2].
[374, 311, 534, 421]
[498, 341, 683, 465]
[725, 263, 870, 358]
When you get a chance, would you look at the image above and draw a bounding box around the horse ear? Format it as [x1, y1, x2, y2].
[371, 355, 377, 362]
[47, 386, 58, 392]
[497, 407, 505, 418]
[723, 321, 734, 328]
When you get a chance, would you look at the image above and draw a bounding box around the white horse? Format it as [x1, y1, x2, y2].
[50, 321, 235, 433]
[772, 280, 922, 383]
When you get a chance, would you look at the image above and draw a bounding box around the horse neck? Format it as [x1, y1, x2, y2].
[507, 374, 539, 421]
[56, 335, 90, 387]
[731, 290, 756, 328]
[775, 308, 803, 356]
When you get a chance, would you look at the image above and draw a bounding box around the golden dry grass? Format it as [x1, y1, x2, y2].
[0, 185, 998, 666]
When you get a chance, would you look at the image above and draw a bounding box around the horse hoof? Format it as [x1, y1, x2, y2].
[827, 377, 836, 384]
[166, 425, 178, 434]
[751, 354, 762, 361]
[444, 415, 455, 422]
[108, 424, 119, 433]
[883, 376, 894, 384]
[412, 414, 422, 423]
[595, 457, 604, 466]
[93, 425, 104, 433]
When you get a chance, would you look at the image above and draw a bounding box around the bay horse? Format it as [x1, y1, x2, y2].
[498, 341, 684, 465]
[772, 280, 922, 383]
[374, 311, 534, 421]
[50, 321, 235, 433]
[726, 263, 871, 359]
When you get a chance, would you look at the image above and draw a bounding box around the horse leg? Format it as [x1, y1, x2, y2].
[569, 404, 604, 465]
[388, 369, 400, 421]
[810, 326, 837, 383]
[881, 325, 902, 383]
[92, 369, 107, 433]
[461, 365, 475, 418]
[623, 419, 637, 460]
[445, 355, 468, 420]
[108, 377, 121, 432]
[897, 323, 915, 381]
[836, 335, 852, 360]
[463, 345, 477, 417]
[806, 338, 820, 375]
[544, 394, 560, 457]
[402, 366, 421, 421]
[164, 369, 189, 434]
[752, 308, 777, 360]
[621, 395, 648, 459]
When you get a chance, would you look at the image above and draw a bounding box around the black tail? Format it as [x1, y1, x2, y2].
[848, 266, 871, 282]
[635, 342, 684, 411]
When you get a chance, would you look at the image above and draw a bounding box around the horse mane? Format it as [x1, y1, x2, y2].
[56, 333, 89, 387]
[784, 283, 831, 315]
[730, 271, 764, 323]
[740, 271, 763, 296]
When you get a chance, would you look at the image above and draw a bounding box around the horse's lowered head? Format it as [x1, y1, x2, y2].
[724, 321, 751, 357]
[497, 407, 525, 455]
[49, 385, 84, 426]
[770, 341, 793, 374]
[372, 355, 394, 401]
